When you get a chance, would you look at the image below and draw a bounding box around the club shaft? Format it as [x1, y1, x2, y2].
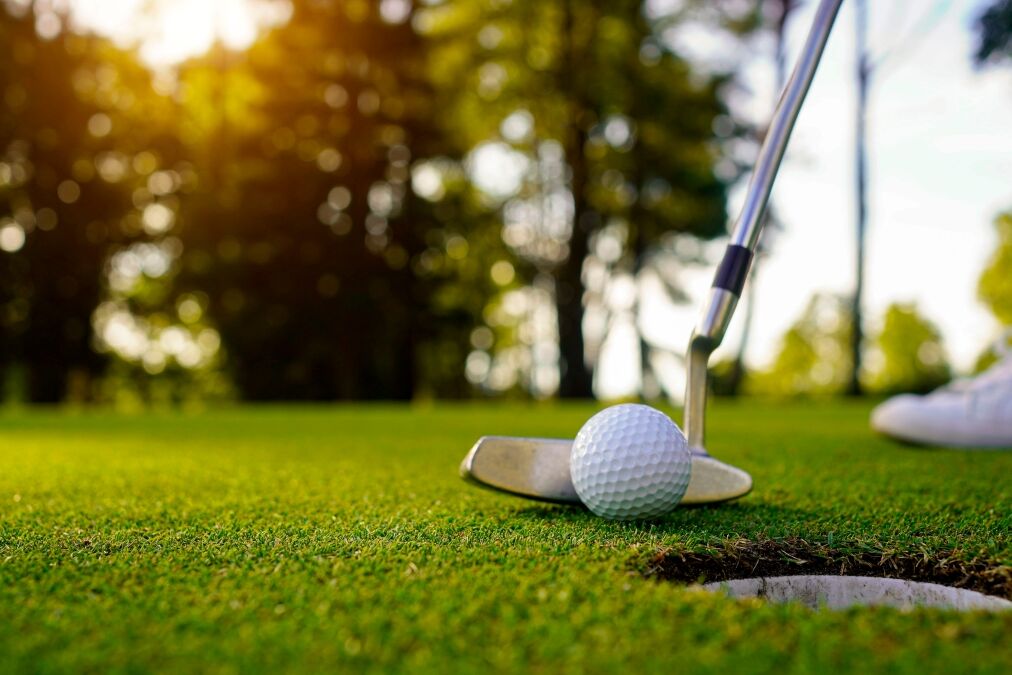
[684, 0, 843, 451]
[730, 0, 843, 251]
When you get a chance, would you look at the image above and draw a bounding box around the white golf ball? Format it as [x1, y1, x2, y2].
[570, 404, 691, 520]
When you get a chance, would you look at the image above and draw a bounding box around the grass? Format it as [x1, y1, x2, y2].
[0, 400, 1009, 674]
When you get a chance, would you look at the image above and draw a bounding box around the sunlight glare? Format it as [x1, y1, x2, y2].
[66, 0, 292, 67]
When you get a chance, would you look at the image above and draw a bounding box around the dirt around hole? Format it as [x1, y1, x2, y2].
[642, 538, 1012, 600]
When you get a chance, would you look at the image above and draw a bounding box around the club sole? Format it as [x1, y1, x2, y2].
[460, 436, 752, 507]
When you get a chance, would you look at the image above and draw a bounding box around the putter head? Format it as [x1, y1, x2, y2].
[460, 436, 751, 507]
[460, 436, 577, 503]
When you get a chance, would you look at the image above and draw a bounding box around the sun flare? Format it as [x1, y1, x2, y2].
[62, 0, 291, 67]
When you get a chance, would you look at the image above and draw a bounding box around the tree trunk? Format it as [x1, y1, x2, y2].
[556, 125, 594, 398]
[849, 0, 869, 396]
[26, 362, 66, 404]
[628, 160, 656, 401]
[555, 0, 594, 399]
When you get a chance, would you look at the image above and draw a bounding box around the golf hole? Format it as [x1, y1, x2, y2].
[644, 538, 1012, 611]
[701, 575, 1012, 612]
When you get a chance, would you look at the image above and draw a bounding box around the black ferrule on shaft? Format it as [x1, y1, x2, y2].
[712, 245, 754, 296]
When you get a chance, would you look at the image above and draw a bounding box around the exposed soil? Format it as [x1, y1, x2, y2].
[642, 538, 1012, 600]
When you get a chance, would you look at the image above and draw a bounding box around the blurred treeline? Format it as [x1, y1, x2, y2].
[0, 0, 1009, 406]
[0, 0, 754, 405]
[719, 208, 1012, 399]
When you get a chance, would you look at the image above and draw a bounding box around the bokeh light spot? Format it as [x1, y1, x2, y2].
[0, 222, 26, 253]
[88, 113, 112, 137]
[490, 260, 516, 286]
[380, 0, 411, 25]
[142, 203, 175, 235]
[446, 235, 469, 260]
[57, 179, 82, 204]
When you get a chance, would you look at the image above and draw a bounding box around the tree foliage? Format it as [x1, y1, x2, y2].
[0, 0, 756, 404]
[747, 293, 852, 397]
[979, 210, 1012, 326]
[0, 8, 149, 401]
[168, 2, 446, 400]
[975, 0, 1012, 66]
[867, 303, 950, 395]
[425, 0, 742, 397]
[750, 297, 955, 397]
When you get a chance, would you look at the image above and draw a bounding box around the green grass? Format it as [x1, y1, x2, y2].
[1, 401, 1009, 674]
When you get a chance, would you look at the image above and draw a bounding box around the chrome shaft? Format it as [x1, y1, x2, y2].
[684, 0, 843, 452]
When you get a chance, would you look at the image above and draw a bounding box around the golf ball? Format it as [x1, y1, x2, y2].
[570, 404, 691, 520]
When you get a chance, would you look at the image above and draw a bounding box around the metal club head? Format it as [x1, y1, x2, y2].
[460, 436, 577, 504]
[460, 435, 752, 507]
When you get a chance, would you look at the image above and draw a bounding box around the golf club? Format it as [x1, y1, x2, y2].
[461, 0, 844, 506]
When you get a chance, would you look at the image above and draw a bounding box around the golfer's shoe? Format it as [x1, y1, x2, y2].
[871, 333, 1012, 448]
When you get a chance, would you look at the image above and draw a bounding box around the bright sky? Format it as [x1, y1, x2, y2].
[658, 0, 1012, 384]
[746, 0, 1011, 373]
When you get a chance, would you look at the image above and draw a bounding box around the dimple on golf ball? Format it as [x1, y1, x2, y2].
[570, 404, 691, 520]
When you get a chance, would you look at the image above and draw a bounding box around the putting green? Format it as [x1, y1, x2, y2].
[1, 402, 1009, 673]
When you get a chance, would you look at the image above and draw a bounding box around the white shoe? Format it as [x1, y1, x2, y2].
[870, 334, 1012, 449]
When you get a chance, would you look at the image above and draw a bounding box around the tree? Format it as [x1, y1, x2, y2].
[162, 1, 427, 399]
[426, 0, 739, 398]
[0, 5, 143, 402]
[748, 293, 852, 396]
[979, 210, 1012, 326]
[971, 1, 1012, 372]
[975, 0, 1012, 65]
[848, 0, 952, 397]
[157, 0, 509, 401]
[867, 303, 950, 395]
[850, 0, 870, 396]
[0, 0, 763, 403]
